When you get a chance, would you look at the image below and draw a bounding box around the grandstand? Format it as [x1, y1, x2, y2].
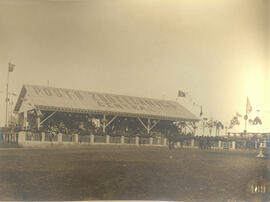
[13, 84, 199, 137]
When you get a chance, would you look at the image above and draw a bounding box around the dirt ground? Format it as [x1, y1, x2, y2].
[0, 145, 269, 201]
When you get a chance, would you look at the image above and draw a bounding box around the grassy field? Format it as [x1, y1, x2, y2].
[0, 145, 269, 201]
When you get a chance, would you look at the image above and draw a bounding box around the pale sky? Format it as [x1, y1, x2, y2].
[0, 0, 269, 132]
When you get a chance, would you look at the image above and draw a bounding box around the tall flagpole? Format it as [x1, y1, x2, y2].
[5, 69, 10, 127]
[244, 97, 247, 133]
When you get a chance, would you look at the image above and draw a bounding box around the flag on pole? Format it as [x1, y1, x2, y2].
[8, 63, 15, 72]
[177, 90, 186, 97]
[246, 97, 252, 114]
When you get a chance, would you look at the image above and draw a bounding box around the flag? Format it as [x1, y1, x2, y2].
[236, 112, 242, 117]
[246, 97, 252, 114]
[177, 90, 186, 97]
[8, 63, 15, 72]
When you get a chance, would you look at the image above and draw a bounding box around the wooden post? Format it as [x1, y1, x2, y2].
[135, 136, 139, 145]
[37, 117, 40, 130]
[121, 136, 125, 144]
[232, 141, 236, 150]
[24, 111, 28, 130]
[147, 118, 150, 134]
[18, 131, 26, 144]
[58, 133, 62, 143]
[106, 135, 110, 144]
[149, 137, 153, 145]
[90, 134, 94, 144]
[218, 140, 222, 148]
[102, 114, 106, 133]
[74, 134, 78, 143]
[191, 139, 195, 147]
[42, 132, 45, 142]
[164, 138, 167, 146]
[176, 142, 180, 148]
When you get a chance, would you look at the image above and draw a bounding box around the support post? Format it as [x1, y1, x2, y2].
[58, 133, 62, 143]
[232, 141, 236, 150]
[147, 118, 150, 134]
[74, 134, 78, 143]
[42, 132, 45, 142]
[106, 135, 110, 144]
[121, 136, 125, 144]
[90, 134, 94, 144]
[136, 136, 139, 145]
[191, 139, 195, 147]
[5, 69, 10, 127]
[37, 117, 40, 130]
[149, 137, 153, 145]
[102, 114, 106, 133]
[255, 140, 257, 149]
[18, 131, 26, 144]
[177, 142, 180, 148]
[164, 138, 167, 146]
[24, 111, 28, 130]
[218, 140, 222, 148]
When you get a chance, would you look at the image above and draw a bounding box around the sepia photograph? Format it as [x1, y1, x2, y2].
[0, 0, 270, 201]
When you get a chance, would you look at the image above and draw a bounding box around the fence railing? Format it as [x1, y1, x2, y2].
[3, 131, 268, 150]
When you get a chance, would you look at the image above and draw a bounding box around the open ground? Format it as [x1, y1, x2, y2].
[0, 145, 269, 201]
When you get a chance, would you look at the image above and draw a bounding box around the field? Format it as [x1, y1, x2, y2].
[0, 145, 269, 201]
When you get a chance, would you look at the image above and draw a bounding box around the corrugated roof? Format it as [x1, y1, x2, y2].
[14, 84, 199, 121]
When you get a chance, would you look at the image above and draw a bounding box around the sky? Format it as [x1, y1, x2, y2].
[0, 0, 269, 133]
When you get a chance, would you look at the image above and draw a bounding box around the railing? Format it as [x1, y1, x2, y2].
[7, 131, 268, 150]
[2, 132, 18, 143]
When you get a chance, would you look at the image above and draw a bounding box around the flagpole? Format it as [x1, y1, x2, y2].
[244, 97, 248, 133]
[5, 69, 10, 128]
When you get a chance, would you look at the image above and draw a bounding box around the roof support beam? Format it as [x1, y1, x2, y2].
[102, 114, 118, 133]
[150, 120, 160, 131]
[137, 117, 148, 132]
[40, 111, 56, 125]
[137, 117, 160, 134]
[105, 115, 118, 128]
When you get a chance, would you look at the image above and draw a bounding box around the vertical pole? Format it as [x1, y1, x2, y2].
[203, 122, 205, 136]
[24, 111, 28, 130]
[147, 118, 150, 134]
[5, 71, 10, 127]
[135, 136, 139, 145]
[37, 117, 40, 130]
[245, 119, 247, 132]
[90, 134, 94, 144]
[232, 141, 236, 150]
[102, 114, 106, 133]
